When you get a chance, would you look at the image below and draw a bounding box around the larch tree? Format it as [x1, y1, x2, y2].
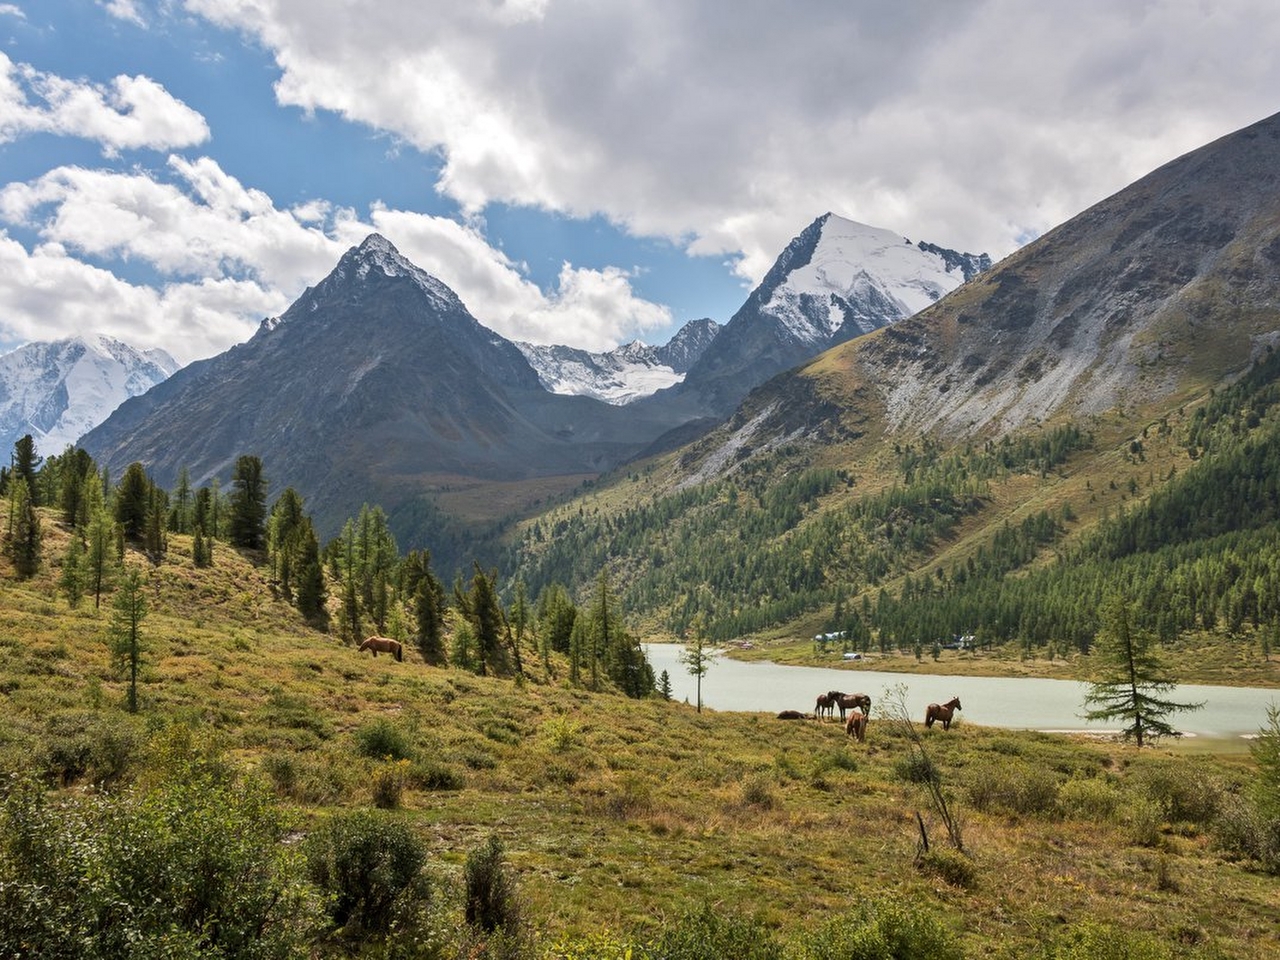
[678, 615, 718, 713]
[1083, 593, 1204, 747]
[107, 567, 148, 713]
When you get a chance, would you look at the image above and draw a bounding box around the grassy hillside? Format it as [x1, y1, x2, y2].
[2, 517, 1279, 958]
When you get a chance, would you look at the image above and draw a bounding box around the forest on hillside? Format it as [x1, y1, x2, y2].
[513, 348, 1280, 658]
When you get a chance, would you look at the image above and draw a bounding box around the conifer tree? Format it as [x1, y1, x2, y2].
[1084, 593, 1204, 746]
[60, 534, 85, 607]
[107, 567, 147, 713]
[11, 435, 40, 506]
[4, 476, 41, 579]
[169, 466, 193, 534]
[457, 564, 506, 676]
[115, 462, 151, 541]
[192, 524, 210, 568]
[85, 507, 118, 609]
[404, 550, 446, 665]
[144, 483, 167, 562]
[294, 519, 326, 622]
[228, 455, 267, 551]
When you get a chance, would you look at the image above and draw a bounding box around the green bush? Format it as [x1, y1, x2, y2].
[1213, 792, 1280, 874]
[1042, 919, 1174, 959]
[966, 760, 1059, 816]
[0, 759, 317, 959]
[894, 751, 939, 786]
[1058, 775, 1122, 822]
[306, 809, 429, 937]
[353, 718, 414, 761]
[638, 902, 782, 960]
[791, 897, 962, 960]
[464, 835, 521, 935]
[1128, 760, 1221, 827]
[39, 710, 144, 787]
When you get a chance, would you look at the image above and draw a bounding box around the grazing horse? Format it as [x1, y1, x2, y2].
[845, 707, 867, 742]
[838, 692, 872, 720]
[924, 696, 962, 730]
[816, 693, 835, 721]
[358, 635, 404, 662]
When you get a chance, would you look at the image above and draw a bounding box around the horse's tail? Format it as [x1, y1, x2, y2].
[394, 642, 403, 662]
[924, 709, 934, 728]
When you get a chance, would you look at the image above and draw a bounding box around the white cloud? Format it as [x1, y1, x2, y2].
[0, 233, 279, 364]
[103, 0, 148, 27]
[0, 52, 208, 154]
[185, 0, 1280, 284]
[0, 157, 673, 360]
[0, 5, 25, 19]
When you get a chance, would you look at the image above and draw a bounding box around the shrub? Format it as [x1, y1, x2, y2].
[966, 760, 1059, 816]
[638, 902, 782, 960]
[1129, 760, 1221, 827]
[306, 810, 429, 937]
[1213, 792, 1280, 873]
[409, 758, 465, 791]
[1043, 919, 1174, 959]
[791, 897, 962, 960]
[464, 835, 521, 935]
[1058, 775, 1122, 822]
[0, 762, 317, 959]
[917, 848, 978, 888]
[894, 751, 939, 786]
[39, 710, 143, 787]
[353, 718, 414, 761]
[372, 758, 411, 809]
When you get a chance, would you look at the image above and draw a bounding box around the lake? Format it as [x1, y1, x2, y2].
[643, 644, 1280, 740]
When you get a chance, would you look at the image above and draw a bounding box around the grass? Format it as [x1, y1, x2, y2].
[3, 512, 1279, 957]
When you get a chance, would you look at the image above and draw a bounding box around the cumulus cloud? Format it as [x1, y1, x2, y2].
[186, 0, 1280, 283]
[0, 157, 673, 361]
[0, 52, 209, 154]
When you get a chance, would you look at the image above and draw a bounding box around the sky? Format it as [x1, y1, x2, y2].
[1, 1, 1277, 366]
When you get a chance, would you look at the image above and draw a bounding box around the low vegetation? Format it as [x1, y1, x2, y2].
[2, 504, 1279, 958]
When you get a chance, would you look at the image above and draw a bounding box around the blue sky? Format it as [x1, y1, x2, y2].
[1, 1, 1277, 365]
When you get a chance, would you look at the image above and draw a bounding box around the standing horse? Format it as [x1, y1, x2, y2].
[924, 696, 962, 730]
[845, 707, 867, 742]
[816, 693, 835, 721]
[358, 636, 404, 662]
[838, 692, 872, 720]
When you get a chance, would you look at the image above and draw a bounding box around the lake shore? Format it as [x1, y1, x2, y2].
[718, 636, 1280, 688]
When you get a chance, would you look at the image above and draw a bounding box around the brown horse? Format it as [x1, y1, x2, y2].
[816, 693, 835, 721]
[358, 636, 403, 662]
[924, 696, 962, 730]
[845, 707, 867, 742]
[838, 692, 871, 720]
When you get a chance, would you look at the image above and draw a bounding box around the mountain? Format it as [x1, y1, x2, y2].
[513, 110, 1280, 646]
[648, 214, 990, 418]
[78, 235, 685, 570]
[516, 318, 720, 404]
[0, 335, 178, 454]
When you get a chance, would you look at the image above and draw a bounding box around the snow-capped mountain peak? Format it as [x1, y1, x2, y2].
[762, 213, 988, 344]
[0, 334, 179, 453]
[516, 319, 721, 405]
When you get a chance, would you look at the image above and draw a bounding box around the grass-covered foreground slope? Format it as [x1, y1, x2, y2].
[2, 521, 1279, 958]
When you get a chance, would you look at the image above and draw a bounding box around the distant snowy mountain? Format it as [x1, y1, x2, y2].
[0, 335, 178, 454]
[516, 318, 720, 405]
[660, 212, 991, 417]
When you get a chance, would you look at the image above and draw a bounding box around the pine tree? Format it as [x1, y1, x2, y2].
[144, 483, 167, 562]
[294, 521, 326, 622]
[192, 525, 210, 568]
[85, 508, 118, 609]
[1083, 593, 1204, 746]
[11, 435, 40, 506]
[5, 476, 42, 579]
[115, 462, 151, 541]
[107, 567, 148, 713]
[408, 551, 447, 665]
[457, 563, 506, 676]
[170, 466, 193, 533]
[678, 615, 718, 713]
[228, 455, 267, 551]
[60, 534, 85, 607]
[658, 669, 673, 701]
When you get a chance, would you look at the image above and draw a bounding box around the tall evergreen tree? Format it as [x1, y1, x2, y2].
[5, 476, 42, 579]
[85, 506, 118, 609]
[228, 455, 267, 551]
[294, 518, 326, 622]
[107, 567, 148, 713]
[60, 534, 85, 607]
[143, 483, 167, 562]
[169, 466, 193, 534]
[11, 435, 40, 506]
[405, 550, 446, 665]
[115, 462, 151, 541]
[678, 615, 719, 714]
[1084, 593, 1204, 746]
[457, 563, 506, 676]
